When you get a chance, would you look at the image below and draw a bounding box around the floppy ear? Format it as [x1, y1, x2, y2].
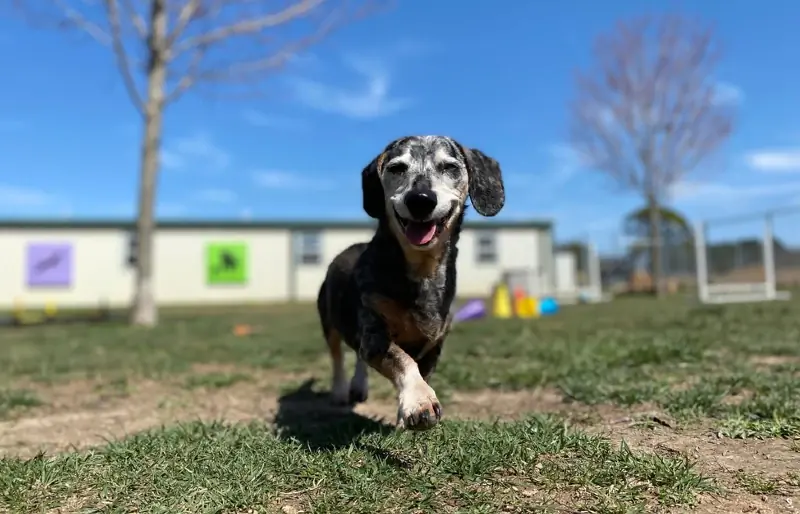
[362, 153, 386, 219]
[464, 148, 505, 217]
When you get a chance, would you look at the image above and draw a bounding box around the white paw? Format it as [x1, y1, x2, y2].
[330, 377, 350, 405]
[397, 378, 442, 431]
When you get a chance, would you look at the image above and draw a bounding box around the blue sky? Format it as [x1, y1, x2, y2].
[2, 0, 800, 250]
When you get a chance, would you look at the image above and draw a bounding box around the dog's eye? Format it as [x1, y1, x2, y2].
[441, 163, 461, 175]
[384, 162, 407, 174]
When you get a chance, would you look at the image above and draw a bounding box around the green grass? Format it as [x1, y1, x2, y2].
[4, 297, 799, 435]
[183, 371, 252, 390]
[0, 388, 42, 419]
[2, 297, 800, 511]
[0, 415, 713, 513]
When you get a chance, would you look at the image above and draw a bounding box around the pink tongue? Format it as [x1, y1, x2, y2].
[405, 222, 436, 245]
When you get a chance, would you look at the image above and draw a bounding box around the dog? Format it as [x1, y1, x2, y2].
[316, 135, 505, 431]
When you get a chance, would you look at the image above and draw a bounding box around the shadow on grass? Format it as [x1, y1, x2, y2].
[273, 378, 396, 455]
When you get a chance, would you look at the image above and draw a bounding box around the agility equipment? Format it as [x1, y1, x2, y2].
[4, 298, 113, 327]
[694, 214, 792, 304]
[513, 287, 538, 318]
[538, 297, 559, 316]
[490, 282, 513, 318]
[232, 324, 256, 336]
[454, 299, 487, 322]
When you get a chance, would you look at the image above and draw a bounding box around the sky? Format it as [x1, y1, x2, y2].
[1, 0, 800, 251]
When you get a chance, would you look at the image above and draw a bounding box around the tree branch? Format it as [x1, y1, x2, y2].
[165, 0, 200, 47]
[119, 0, 148, 40]
[569, 13, 735, 201]
[103, 0, 146, 115]
[170, 0, 325, 59]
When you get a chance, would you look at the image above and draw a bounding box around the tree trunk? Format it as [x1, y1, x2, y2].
[129, 0, 168, 327]
[647, 196, 665, 297]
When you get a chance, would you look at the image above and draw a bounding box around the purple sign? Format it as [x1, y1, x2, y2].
[26, 242, 73, 287]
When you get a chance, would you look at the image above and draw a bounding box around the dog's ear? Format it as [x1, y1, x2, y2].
[362, 153, 386, 219]
[464, 148, 505, 217]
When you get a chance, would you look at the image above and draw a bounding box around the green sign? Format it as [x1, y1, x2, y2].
[206, 242, 248, 285]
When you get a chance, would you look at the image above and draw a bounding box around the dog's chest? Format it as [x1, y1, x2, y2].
[367, 293, 450, 348]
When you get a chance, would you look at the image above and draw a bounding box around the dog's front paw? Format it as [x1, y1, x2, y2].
[397, 379, 442, 431]
[349, 382, 368, 404]
[330, 379, 350, 406]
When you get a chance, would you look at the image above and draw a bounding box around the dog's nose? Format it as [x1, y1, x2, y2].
[404, 189, 438, 220]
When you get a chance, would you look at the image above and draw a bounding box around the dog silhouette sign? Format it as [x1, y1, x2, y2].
[26, 242, 73, 287]
[206, 242, 248, 285]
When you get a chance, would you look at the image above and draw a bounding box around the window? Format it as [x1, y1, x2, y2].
[476, 231, 497, 263]
[296, 230, 322, 265]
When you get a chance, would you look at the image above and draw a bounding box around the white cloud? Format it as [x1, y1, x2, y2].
[745, 149, 800, 173]
[193, 188, 237, 204]
[252, 169, 336, 190]
[671, 179, 800, 204]
[161, 133, 230, 171]
[0, 184, 54, 207]
[241, 110, 307, 131]
[288, 54, 412, 119]
[712, 81, 744, 106]
[546, 144, 583, 184]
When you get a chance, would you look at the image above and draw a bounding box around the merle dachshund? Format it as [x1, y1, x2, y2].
[316, 135, 505, 431]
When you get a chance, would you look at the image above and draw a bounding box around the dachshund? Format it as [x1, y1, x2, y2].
[316, 135, 505, 430]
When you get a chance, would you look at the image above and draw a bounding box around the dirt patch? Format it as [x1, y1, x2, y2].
[4, 377, 800, 514]
[594, 419, 800, 513]
[750, 355, 800, 368]
[0, 381, 615, 458]
[0, 375, 288, 457]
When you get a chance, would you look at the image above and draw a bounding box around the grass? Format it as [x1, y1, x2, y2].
[1, 296, 799, 512]
[0, 416, 713, 513]
[0, 388, 42, 419]
[183, 371, 252, 390]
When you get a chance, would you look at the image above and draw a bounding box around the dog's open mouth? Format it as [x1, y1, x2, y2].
[394, 207, 454, 247]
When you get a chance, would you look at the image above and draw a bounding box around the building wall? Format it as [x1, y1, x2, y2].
[456, 228, 546, 297]
[555, 251, 578, 293]
[292, 228, 375, 301]
[0, 221, 552, 309]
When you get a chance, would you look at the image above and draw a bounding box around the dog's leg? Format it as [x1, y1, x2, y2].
[416, 340, 444, 383]
[326, 329, 349, 405]
[349, 357, 369, 404]
[358, 308, 441, 430]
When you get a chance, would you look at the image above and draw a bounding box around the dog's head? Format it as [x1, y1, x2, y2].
[361, 135, 505, 250]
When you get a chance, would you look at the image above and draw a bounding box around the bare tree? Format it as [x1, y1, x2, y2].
[11, 0, 383, 326]
[569, 13, 735, 296]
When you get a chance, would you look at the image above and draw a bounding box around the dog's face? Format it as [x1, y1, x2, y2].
[362, 135, 505, 250]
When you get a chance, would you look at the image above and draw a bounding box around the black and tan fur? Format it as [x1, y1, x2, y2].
[316, 135, 505, 431]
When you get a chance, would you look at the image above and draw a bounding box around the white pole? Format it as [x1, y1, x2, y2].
[763, 214, 777, 300]
[694, 221, 709, 303]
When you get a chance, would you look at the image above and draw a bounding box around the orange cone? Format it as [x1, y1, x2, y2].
[232, 324, 253, 337]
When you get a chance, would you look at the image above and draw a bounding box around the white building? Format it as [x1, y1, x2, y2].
[0, 218, 555, 309]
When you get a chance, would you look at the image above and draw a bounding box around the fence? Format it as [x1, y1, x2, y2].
[589, 225, 697, 295]
[694, 207, 800, 303]
[559, 205, 800, 301]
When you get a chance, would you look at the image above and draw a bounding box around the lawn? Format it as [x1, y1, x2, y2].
[1, 297, 799, 513]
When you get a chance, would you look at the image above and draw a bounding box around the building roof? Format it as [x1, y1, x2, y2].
[0, 217, 552, 231]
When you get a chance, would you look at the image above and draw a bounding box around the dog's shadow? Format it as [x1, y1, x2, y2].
[273, 378, 400, 456]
